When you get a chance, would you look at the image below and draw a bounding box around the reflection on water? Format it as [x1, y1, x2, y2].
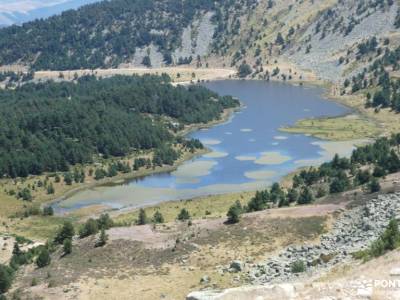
[55, 80, 355, 213]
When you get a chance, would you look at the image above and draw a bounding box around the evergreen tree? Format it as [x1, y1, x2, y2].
[79, 218, 99, 238]
[63, 239, 72, 255]
[0, 264, 14, 294]
[96, 229, 108, 247]
[369, 178, 381, 193]
[227, 200, 242, 224]
[137, 208, 148, 225]
[47, 183, 55, 194]
[54, 221, 75, 244]
[177, 208, 190, 221]
[36, 249, 51, 268]
[298, 187, 314, 205]
[152, 211, 164, 224]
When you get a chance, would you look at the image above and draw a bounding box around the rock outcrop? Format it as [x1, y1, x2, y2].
[188, 192, 400, 299]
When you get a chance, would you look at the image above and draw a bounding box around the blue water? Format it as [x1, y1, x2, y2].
[55, 80, 352, 212]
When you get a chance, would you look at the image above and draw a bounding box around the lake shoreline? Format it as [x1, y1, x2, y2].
[57, 78, 368, 218]
[49, 104, 240, 214]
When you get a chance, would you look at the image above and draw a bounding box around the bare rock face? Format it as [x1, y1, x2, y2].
[186, 284, 297, 300]
[284, 0, 398, 82]
[173, 12, 216, 62]
[128, 11, 216, 68]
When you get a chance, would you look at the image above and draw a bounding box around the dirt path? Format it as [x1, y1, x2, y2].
[34, 67, 236, 83]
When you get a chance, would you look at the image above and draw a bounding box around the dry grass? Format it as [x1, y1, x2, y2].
[11, 208, 330, 300]
[113, 191, 255, 225]
[34, 67, 236, 84]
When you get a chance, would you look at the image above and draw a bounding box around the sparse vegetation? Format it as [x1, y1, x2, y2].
[354, 219, 400, 261]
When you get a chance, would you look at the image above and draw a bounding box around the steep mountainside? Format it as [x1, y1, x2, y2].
[0, 0, 398, 82]
[0, 0, 257, 70]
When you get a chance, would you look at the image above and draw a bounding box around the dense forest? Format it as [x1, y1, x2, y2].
[0, 74, 238, 178]
[0, 0, 256, 70]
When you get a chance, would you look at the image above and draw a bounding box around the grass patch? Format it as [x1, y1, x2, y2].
[280, 114, 380, 141]
[5, 216, 75, 241]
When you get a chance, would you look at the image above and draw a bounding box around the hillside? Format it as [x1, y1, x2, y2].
[0, 0, 399, 79]
[2, 1, 400, 300]
[0, 0, 257, 70]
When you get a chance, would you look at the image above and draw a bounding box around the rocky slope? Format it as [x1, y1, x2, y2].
[187, 192, 400, 299]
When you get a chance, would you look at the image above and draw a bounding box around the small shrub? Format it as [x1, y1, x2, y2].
[369, 178, 381, 193]
[31, 278, 38, 286]
[291, 260, 305, 273]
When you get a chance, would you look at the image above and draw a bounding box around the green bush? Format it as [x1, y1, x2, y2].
[152, 211, 164, 224]
[36, 249, 51, 268]
[137, 209, 148, 225]
[97, 213, 114, 230]
[96, 229, 108, 247]
[297, 187, 314, 205]
[177, 208, 191, 221]
[0, 264, 14, 293]
[291, 260, 305, 273]
[54, 221, 75, 244]
[63, 239, 72, 255]
[226, 200, 242, 224]
[79, 218, 99, 238]
[355, 219, 400, 261]
[369, 178, 381, 193]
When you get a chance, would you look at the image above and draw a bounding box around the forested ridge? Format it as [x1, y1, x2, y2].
[0, 0, 256, 70]
[0, 74, 238, 178]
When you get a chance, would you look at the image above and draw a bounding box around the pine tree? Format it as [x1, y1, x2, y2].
[177, 208, 190, 221]
[37, 249, 51, 268]
[54, 221, 75, 244]
[226, 200, 242, 224]
[137, 208, 148, 225]
[96, 229, 108, 247]
[63, 239, 72, 255]
[152, 211, 164, 224]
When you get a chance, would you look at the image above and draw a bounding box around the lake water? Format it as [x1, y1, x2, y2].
[55, 80, 356, 213]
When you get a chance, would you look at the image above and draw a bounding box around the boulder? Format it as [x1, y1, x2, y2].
[229, 260, 244, 272]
